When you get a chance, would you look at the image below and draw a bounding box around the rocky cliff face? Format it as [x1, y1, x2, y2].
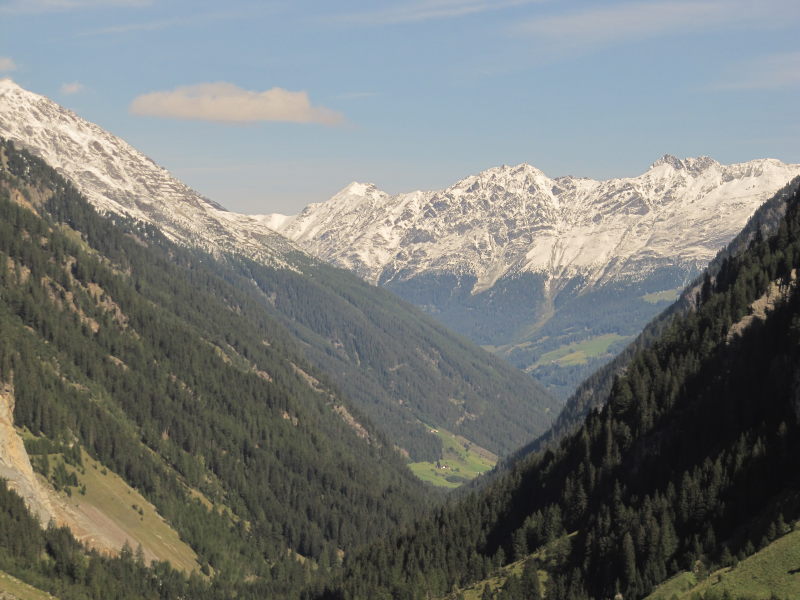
[0, 382, 57, 526]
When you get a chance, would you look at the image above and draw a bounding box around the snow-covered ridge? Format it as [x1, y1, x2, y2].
[0, 78, 298, 267]
[3, 78, 797, 299]
[266, 154, 800, 294]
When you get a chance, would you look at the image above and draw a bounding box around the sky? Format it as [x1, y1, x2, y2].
[1, 0, 799, 215]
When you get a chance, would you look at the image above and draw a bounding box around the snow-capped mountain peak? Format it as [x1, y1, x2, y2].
[649, 154, 720, 173]
[650, 154, 685, 170]
[340, 181, 379, 197]
[0, 79, 299, 267]
[267, 156, 800, 293]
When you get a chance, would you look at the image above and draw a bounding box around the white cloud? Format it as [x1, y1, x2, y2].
[60, 81, 84, 94]
[129, 83, 344, 126]
[337, 0, 542, 25]
[0, 57, 16, 72]
[711, 52, 800, 91]
[516, 0, 800, 51]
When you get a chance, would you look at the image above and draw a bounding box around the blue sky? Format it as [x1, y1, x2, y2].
[1, 0, 799, 214]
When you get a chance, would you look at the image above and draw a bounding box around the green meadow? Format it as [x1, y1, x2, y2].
[409, 427, 497, 488]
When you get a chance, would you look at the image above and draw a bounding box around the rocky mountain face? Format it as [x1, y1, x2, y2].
[0, 382, 56, 527]
[0, 78, 297, 267]
[265, 157, 800, 396]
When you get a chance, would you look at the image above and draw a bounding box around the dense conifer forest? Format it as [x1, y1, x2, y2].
[224, 251, 560, 461]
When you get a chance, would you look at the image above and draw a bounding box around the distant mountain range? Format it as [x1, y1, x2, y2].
[263, 155, 800, 396]
[5, 77, 796, 400]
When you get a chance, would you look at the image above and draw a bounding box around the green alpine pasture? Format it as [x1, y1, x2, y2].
[646, 524, 800, 600]
[531, 333, 630, 368]
[408, 427, 496, 488]
[0, 570, 57, 600]
[641, 287, 683, 304]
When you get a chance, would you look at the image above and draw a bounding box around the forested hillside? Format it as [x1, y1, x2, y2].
[223, 252, 559, 461]
[5, 132, 798, 600]
[513, 175, 800, 462]
[0, 138, 439, 598]
[329, 179, 800, 599]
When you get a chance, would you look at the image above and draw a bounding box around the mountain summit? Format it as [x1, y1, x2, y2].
[0, 78, 297, 267]
[266, 153, 800, 395]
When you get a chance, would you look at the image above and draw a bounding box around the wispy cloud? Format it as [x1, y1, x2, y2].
[130, 82, 344, 126]
[336, 0, 543, 25]
[515, 0, 800, 52]
[710, 51, 800, 91]
[1, 0, 150, 13]
[60, 81, 84, 94]
[0, 57, 16, 72]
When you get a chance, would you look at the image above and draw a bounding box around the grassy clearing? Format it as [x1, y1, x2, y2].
[641, 287, 683, 304]
[646, 525, 800, 600]
[63, 450, 200, 573]
[531, 333, 629, 368]
[0, 570, 57, 600]
[408, 427, 497, 488]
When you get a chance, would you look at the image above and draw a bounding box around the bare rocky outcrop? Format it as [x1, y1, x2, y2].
[332, 404, 372, 443]
[727, 270, 797, 342]
[0, 381, 59, 526]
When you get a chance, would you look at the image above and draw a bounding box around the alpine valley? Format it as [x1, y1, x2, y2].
[264, 157, 800, 397]
[0, 78, 560, 465]
[0, 76, 799, 600]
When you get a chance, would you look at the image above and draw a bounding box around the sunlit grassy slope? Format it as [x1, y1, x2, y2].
[0, 570, 58, 600]
[531, 333, 629, 368]
[62, 450, 200, 573]
[646, 524, 800, 600]
[641, 287, 683, 304]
